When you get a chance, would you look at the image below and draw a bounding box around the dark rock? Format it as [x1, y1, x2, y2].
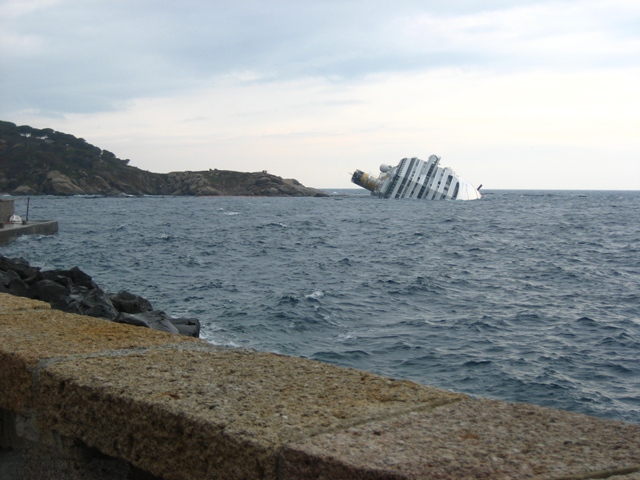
[169, 317, 201, 338]
[29, 279, 69, 303]
[70, 288, 119, 320]
[0, 256, 39, 280]
[8, 277, 29, 297]
[109, 291, 153, 314]
[0, 254, 200, 337]
[115, 311, 179, 335]
[82, 302, 119, 320]
[0, 269, 19, 287]
[41, 267, 94, 290]
[48, 295, 74, 312]
[68, 266, 95, 289]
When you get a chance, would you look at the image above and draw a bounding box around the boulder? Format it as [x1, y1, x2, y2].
[169, 316, 201, 338]
[41, 266, 95, 290]
[68, 288, 119, 320]
[8, 277, 29, 297]
[12, 185, 37, 195]
[109, 290, 153, 314]
[0, 269, 19, 287]
[42, 171, 85, 195]
[28, 279, 69, 303]
[0, 256, 39, 280]
[115, 311, 179, 335]
[0, 254, 201, 337]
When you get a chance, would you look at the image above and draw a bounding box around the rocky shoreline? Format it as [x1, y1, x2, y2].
[0, 255, 200, 337]
[23, 168, 328, 197]
[0, 120, 328, 197]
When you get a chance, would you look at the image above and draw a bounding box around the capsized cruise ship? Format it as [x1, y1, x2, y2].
[351, 155, 481, 201]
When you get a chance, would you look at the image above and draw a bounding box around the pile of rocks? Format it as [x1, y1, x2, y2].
[0, 255, 200, 337]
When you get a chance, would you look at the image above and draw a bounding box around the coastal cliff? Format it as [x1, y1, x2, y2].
[0, 121, 326, 197]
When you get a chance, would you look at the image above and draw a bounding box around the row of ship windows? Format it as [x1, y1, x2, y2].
[392, 160, 456, 200]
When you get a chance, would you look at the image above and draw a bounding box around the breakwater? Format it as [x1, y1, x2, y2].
[1, 293, 640, 479]
[0, 254, 199, 337]
[0, 199, 58, 245]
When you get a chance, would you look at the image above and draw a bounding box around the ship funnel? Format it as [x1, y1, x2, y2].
[351, 170, 379, 192]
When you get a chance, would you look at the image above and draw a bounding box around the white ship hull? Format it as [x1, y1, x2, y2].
[351, 155, 481, 201]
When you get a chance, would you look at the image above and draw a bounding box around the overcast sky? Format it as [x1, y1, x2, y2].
[1, 0, 639, 189]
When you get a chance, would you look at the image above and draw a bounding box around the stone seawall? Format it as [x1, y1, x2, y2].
[1, 293, 639, 479]
[0, 221, 59, 245]
[0, 199, 59, 245]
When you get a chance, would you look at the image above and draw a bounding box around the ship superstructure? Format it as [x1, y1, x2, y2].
[351, 155, 481, 201]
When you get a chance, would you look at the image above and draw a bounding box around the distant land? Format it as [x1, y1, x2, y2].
[0, 121, 326, 197]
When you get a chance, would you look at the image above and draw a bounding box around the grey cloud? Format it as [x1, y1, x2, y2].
[1, 0, 637, 116]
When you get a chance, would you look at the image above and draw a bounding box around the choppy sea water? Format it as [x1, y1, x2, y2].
[3, 190, 639, 424]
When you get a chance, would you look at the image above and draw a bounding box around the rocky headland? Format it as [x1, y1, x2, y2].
[0, 120, 327, 197]
[0, 255, 200, 337]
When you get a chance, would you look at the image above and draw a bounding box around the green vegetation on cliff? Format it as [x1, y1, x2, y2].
[0, 121, 325, 197]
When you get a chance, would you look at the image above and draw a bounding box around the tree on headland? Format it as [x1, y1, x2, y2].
[0, 120, 326, 197]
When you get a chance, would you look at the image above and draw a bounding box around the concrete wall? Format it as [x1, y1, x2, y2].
[1, 293, 639, 480]
[0, 200, 14, 223]
[0, 221, 58, 245]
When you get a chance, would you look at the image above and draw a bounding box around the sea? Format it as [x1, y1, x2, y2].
[2, 190, 639, 424]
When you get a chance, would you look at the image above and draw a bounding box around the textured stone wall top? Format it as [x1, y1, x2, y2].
[1, 293, 639, 480]
[0, 296, 197, 414]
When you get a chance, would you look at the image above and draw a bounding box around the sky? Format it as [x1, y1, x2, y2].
[1, 0, 639, 190]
